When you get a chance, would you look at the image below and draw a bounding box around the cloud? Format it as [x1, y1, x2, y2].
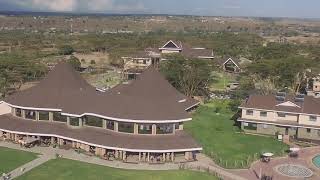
[32, 0, 77, 11]
[7, 0, 144, 12]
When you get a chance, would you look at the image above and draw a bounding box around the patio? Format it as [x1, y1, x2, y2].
[232, 146, 320, 179]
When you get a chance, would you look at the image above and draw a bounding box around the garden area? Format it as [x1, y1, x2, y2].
[17, 158, 218, 180]
[0, 147, 38, 174]
[210, 72, 235, 91]
[185, 100, 289, 169]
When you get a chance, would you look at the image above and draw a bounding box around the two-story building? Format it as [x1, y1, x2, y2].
[122, 40, 214, 79]
[238, 92, 320, 142]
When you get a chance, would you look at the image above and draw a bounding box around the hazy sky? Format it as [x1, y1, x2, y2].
[0, 0, 319, 18]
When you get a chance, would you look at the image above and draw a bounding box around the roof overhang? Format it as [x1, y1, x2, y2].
[0, 127, 202, 153]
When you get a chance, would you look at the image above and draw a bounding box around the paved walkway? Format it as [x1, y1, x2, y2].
[3, 140, 319, 180]
[0, 141, 246, 180]
[7, 154, 54, 179]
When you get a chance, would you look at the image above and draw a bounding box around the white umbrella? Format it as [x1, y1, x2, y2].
[262, 152, 274, 157]
[289, 147, 300, 152]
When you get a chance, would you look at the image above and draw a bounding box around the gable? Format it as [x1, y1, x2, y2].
[223, 58, 240, 69]
[161, 40, 180, 49]
[276, 101, 300, 108]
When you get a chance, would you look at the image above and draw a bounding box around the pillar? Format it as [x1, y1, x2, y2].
[185, 152, 190, 160]
[123, 151, 126, 161]
[166, 153, 170, 161]
[171, 152, 175, 162]
[179, 123, 184, 130]
[85, 145, 90, 152]
[67, 117, 70, 126]
[14, 134, 19, 142]
[119, 151, 123, 160]
[115, 150, 119, 159]
[163, 153, 166, 162]
[72, 141, 76, 148]
[147, 152, 150, 162]
[51, 137, 55, 144]
[49, 112, 54, 122]
[114, 122, 119, 132]
[100, 148, 106, 157]
[0, 131, 3, 137]
[103, 120, 107, 129]
[36, 111, 40, 121]
[143, 152, 146, 162]
[134, 123, 139, 134]
[21, 110, 26, 119]
[152, 124, 156, 135]
[11, 107, 16, 116]
[79, 118, 83, 127]
[172, 124, 176, 134]
[76, 142, 81, 148]
[138, 152, 141, 162]
[95, 147, 101, 156]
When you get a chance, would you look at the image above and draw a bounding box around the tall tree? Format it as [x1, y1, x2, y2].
[161, 55, 212, 97]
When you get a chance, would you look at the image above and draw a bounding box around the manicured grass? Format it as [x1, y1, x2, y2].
[17, 158, 218, 180]
[185, 100, 289, 169]
[0, 147, 38, 174]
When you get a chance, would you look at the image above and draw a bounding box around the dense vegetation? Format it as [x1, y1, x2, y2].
[17, 158, 217, 180]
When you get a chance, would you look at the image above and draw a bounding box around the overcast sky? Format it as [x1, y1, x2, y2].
[0, 0, 319, 18]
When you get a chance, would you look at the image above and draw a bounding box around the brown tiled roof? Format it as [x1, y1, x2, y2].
[0, 114, 201, 151]
[5, 62, 198, 121]
[240, 95, 320, 115]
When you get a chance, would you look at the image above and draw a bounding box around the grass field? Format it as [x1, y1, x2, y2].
[210, 72, 235, 91]
[17, 158, 218, 180]
[0, 147, 38, 174]
[185, 100, 289, 169]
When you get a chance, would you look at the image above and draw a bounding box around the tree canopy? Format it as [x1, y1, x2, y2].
[160, 55, 213, 97]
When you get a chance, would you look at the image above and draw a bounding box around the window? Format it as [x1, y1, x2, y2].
[138, 124, 152, 134]
[246, 110, 253, 116]
[309, 116, 317, 122]
[106, 120, 114, 130]
[53, 112, 67, 122]
[39, 111, 49, 121]
[118, 122, 134, 133]
[69, 117, 79, 126]
[243, 123, 257, 130]
[277, 113, 286, 118]
[156, 124, 174, 134]
[263, 124, 269, 129]
[260, 111, 267, 117]
[15, 109, 22, 117]
[307, 128, 311, 133]
[25, 110, 36, 120]
[85, 116, 103, 127]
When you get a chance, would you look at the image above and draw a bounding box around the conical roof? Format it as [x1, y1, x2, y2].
[5, 61, 96, 109]
[6, 64, 198, 121]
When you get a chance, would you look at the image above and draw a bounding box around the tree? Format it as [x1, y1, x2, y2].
[59, 45, 74, 55]
[68, 56, 81, 71]
[161, 55, 212, 97]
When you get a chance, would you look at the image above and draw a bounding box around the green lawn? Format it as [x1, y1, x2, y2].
[17, 158, 217, 180]
[0, 147, 38, 174]
[185, 100, 289, 169]
[210, 72, 235, 91]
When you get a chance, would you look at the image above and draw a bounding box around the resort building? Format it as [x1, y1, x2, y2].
[238, 92, 320, 142]
[0, 61, 201, 163]
[122, 40, 214, 79]
[307, 75, 320, 98]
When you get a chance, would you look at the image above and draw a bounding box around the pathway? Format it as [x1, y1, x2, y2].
[7, 154, 54, 179]
[0, 141, 245, 180]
